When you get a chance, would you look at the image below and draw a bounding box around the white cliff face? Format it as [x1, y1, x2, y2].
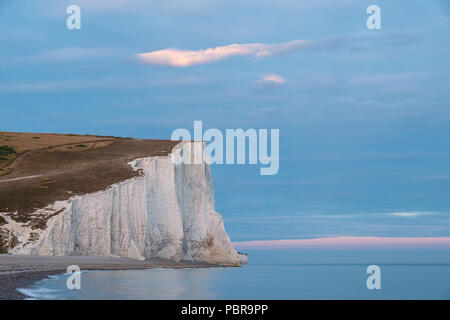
[3, 142, 247, 265]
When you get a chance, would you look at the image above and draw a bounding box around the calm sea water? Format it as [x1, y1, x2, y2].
[19, 250, 450, 300]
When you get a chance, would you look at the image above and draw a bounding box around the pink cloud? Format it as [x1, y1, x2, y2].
[136, 40, 310, 67]
[233, 236, 450, 250]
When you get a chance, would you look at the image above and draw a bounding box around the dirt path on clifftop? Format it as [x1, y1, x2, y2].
[0, 136, 179, 220]
[1, 139, 117, 178]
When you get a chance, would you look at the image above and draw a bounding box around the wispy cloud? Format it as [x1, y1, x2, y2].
[0, 75, 212, 93]
[233, 236, 450, 250]
[390, 211, 434, 217]
[2, 47, 128, 67]
[258, 74, 286, 84]
[32, 47, 126, 63]
[258, 107, 279, 112]
[226, 211, 441, 223]
[136, 40, 310, 67]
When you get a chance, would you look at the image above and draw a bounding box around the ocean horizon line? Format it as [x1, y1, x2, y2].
[233, 236, 450, 250]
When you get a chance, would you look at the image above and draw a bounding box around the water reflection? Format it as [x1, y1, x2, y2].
[20, 264, 450, 300]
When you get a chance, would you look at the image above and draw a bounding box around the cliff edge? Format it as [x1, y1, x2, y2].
[0, 133, 246, 266]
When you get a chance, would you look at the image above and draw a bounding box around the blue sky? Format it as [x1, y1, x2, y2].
[1, 0, 450, 242]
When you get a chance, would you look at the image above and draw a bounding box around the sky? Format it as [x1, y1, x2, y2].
[1, 0, 450, 245]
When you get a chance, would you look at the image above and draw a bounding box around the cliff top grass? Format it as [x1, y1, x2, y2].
[0, 132, 178, 220]
[0, 132, 121, 175]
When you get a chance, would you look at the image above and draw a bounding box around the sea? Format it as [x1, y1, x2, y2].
[19, 249, 450, 300]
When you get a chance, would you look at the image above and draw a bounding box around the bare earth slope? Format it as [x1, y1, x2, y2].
[0, 132, 179, 253]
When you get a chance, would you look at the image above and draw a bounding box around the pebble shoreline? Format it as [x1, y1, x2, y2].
[0, 254, 224, 300]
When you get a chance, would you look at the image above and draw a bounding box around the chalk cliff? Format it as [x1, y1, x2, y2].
[1, 142, 246, 265]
